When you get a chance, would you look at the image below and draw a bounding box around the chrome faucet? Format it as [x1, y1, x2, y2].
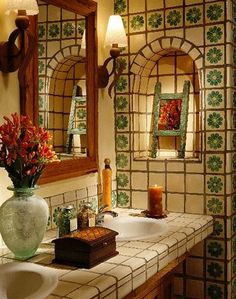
[96, 205, 118, 225]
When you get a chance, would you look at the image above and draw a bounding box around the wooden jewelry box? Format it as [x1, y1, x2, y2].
[52, 226, 118, 268]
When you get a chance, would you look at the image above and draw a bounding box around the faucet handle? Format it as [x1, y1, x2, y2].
[98, 205, 109, 213]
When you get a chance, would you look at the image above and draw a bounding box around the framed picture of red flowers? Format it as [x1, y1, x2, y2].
[151, 81, 190, 158]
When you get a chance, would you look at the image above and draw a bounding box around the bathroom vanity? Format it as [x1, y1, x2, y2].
[0, 209, 213, 299]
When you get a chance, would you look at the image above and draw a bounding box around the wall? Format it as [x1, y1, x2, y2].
[113, 0, 234, 297]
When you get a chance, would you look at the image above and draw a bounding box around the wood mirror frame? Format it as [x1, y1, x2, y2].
[21, 0, 98, 184]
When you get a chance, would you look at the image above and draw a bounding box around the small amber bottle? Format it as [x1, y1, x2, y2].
[102, 158, 112, 211]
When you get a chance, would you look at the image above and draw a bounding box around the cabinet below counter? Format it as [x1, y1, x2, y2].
[0, 209, 213, 299]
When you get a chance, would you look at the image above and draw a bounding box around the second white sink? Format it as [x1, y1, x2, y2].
[0, 262, 58, 299]
[102, 215, 167, 241]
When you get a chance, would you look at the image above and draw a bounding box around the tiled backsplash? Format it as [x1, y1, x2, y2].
[45, 182, 117, 230]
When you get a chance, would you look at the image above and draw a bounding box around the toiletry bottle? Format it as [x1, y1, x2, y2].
[58, 205, 77, 237]
[102, 158, 112, 211]
[77, 202, 96, 228]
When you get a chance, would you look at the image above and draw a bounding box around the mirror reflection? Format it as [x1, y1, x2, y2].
[38, 0, 87, 158]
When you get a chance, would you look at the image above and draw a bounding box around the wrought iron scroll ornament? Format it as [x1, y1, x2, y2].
[0, 12, 35, 88]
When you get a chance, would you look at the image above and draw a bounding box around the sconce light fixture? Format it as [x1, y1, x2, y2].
[98, 15, 127, 98]
[0, 0, 39, 86]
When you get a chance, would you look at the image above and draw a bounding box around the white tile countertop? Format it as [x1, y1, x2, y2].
[0, 208, 213, 299]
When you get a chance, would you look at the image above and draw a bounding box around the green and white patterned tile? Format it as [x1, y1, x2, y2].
[117, 190, 130, 207]
[47, 22, 60, 39]
[206, 175, 224, 195]
[205, 2, 224, 24]
[213, 218, 224, 238]
[206, 154, 224, 173]
[38, 112, 45, 127]
[205, 68, 224, 88]
[205, 46, 224, 66]
[112, 191, 117, 208]
[206, 239, 224, 259]
[233, 175, 236, 191]
[206, 111, 224, 130]
[77, 20, 85, 37]
[232, 132, 236, 150]
[116, 56, 128, 74]
[233, 27, 236, 44]
[89, 196, 99, 213]
[147, 11, 164, 31]
[51, 205, 62, 229]
[38, 60, 46, 75]
[232, 195, 236, 213]
[116, 152, 130, 170]
[233, 258, 236, 277]
[206, 260, 224, 281]
[116, 114, 129, 131]
[232, 236, 236, 255]
[233, 3, 236, 23]
[206, 282, 224, 299]
[232, 154, 236, 171]
[232, 215, 236, 234]
[38, 95, 46, 110]
[166, 8, 183, 28]
[114, 0, 127, 15]
[206, 132, 224, 151]
[205, 25, 224, 45]
[117, 172, 130, 189]
[116, 75, 129, 93]
[206, 89, 224, 109]
[185, 5, 203, 26]
[233, 278, 236, 299]
[115, 95, 129, 112]
[206, 196, 224, 216]
[62, 22, 75, 38]
[38, 77, 45, 93]
[116, 134, 129, 150]
[38, 23, 46, 40]
[130, 14, 145, 32]
[38, 42, 46, 57]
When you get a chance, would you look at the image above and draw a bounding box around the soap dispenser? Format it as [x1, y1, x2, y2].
[102, 158, 112, 211]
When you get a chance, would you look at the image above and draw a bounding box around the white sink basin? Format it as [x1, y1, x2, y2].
[0, 262, 58, 299]
[102, 216, 167, 241]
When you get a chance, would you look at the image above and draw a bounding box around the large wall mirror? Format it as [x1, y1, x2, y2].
[22, 0, 98, 184]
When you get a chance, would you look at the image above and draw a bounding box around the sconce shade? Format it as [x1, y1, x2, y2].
[5, 0, 39, 15]
[104, 15, 127, 48]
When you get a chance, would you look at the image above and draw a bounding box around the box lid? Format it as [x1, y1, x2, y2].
[52, 226, 118, 247]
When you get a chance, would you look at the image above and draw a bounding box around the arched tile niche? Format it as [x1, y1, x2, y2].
[39, 48, 86, 153]
[130, 37, 204, 159]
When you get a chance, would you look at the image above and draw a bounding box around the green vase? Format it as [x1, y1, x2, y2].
[0, 186, 49, 259]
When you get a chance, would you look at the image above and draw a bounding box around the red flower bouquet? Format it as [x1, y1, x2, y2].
[0, 113, 57, 188]
[158, 99, 182, 130]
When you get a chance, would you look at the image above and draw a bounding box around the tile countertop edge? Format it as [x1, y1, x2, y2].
[0, 209, 213, 299]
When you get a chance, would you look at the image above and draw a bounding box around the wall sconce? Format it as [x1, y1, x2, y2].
[98, 15, 127, 98]
[0, 0, 39, 86]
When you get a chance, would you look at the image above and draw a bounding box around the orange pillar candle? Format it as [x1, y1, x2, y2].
[148, 185, 163, 216]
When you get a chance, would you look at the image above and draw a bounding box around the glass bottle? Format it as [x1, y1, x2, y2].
[77, 202, 95, 228]
[58, 204, 77, 237]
